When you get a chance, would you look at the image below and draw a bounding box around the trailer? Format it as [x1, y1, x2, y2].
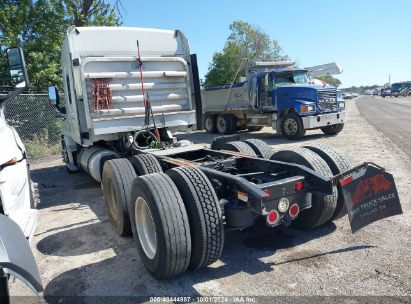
[48, 26, 402, 280]
[202, 61, 346, 139]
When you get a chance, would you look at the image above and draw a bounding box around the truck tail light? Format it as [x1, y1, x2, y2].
[289, 203, 300, 218]
[295, 181, 303, 191]
[266, 210, 279, 225]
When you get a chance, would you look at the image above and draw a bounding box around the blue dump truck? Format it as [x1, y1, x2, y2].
[202, 61, 346, 139]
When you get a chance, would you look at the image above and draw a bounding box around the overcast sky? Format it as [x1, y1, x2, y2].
[117, 0, 411, 88]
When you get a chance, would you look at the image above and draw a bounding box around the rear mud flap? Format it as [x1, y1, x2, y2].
[337, 163, 402, 233]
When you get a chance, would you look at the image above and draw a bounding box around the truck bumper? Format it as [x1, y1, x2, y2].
[302, 111, 346, 129]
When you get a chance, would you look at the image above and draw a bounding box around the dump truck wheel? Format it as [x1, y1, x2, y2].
[303, 144, 351, 220]
[216, 115, 236, 134]
[204, 115, 217, 133]
[243, 139, 273, 159]
[222, 141, 257, 156]
[248, 126, 263, 132]
[281, 112, 306, 140]
[270, 148, 337, 228]
[102, 159, 136, 236]
[128, 154, 163, 176]
[167, 167, 224, 271]
[129, 173, 191, 279]
[321, 123, 344, 135]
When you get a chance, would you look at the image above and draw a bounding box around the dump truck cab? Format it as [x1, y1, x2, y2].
[257, 68, 345, 114]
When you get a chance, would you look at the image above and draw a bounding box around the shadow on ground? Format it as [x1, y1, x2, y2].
[29, 132, 374, 300]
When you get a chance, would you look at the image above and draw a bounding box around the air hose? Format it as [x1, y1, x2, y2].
[132, 130, 169, 150]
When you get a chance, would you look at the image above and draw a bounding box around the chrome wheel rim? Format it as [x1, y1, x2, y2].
[284, 118, 298, 135]
[135, 197, 157, 259]
[217, 117, 226, 132]
[205, 117, 213, 131]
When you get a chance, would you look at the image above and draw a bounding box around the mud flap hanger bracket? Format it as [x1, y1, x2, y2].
[331, 162, 386, 185]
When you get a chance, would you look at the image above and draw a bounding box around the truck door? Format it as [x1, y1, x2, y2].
[62, 68, 81, 143]
[257, 73, 274, 112]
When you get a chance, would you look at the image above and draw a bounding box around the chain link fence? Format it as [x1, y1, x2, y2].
[2, 93, 63, 159]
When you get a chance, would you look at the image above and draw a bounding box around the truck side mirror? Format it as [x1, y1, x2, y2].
[6, 48, 29, 89]
[48, 85, 59, 106]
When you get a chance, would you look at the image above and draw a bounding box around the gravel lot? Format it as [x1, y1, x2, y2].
[10, 97, 411, 302]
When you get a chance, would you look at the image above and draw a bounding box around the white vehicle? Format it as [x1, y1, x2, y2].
[0, 49, 39, 238]
[0, 48, 43, 298]
[48, 26, 400, 281]
[49, 26, 200, 174]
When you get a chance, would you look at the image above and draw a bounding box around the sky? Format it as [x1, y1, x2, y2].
[116, 0, 411, 88]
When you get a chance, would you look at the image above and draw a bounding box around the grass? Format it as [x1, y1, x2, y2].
[24, 136, 61, 160]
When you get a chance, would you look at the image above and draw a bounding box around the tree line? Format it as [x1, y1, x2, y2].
[1, 2, 341, 92]
[0, 0, 122, 91]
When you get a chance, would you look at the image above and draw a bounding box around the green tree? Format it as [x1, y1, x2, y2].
[204, 20, 289, 87]
[317, 75, 342, 88]
[62, 0, 121, 27]
[0, 0, 122, 91]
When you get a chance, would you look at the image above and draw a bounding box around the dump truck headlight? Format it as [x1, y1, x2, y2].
[339, 102, 345, 108]
[301, 104, 315, 113]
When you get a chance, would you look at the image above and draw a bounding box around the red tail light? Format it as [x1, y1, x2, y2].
[289, 203, 300, 218]
[295, 181, 304, 191]
[263, 189, 270, 197]
[267, 210, 279, 225]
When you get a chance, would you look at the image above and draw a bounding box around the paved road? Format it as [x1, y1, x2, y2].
[357, 96, 411, 159]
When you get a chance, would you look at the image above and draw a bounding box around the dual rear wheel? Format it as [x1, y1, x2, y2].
[204, 114, 263, 135]
[270, 145, 350, 228]
[102, 155, 224, 280]
[204, 114, 236, 134]
[101, 144, 350, 278]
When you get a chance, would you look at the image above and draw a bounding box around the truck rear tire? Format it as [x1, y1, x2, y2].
[303, 144, 350, 220]
[101, 159, 137, 236]
[204, 115, 217, 133]
[270, 148, 337, 228]
[321, 123, 344, 135]
[128, 154, 163, 175]
[222, 141, 257, 156]
[167, 167, 224, 271]
[216, 115, 236, 134]
[129, 173, 191, 280]
[243, 139, 273, 159]
[281, 112, 306, 140]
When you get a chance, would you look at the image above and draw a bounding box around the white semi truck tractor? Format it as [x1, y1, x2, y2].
[49, 26, 401, 280]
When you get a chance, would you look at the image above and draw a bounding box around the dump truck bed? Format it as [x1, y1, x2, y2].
[202, 82, 252, 113]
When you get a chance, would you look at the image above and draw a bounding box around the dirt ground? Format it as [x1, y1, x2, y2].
[9, 97, 411, 302]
